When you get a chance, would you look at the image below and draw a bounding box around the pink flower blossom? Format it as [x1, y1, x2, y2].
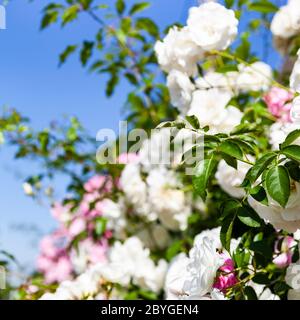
[84, 175, 113, 193]
[273, 236, 295, 269]
[43, 255, 72, 284]
[264, 87, 294, 122]
[213, 256, 238, 293]
[68, 217, 86, 238]
[87, 239, 108, 265]
[37, 231, 73, 284]
[50, 203, 71, 224]
[84, 175, 107, 193]
[118, 153, 139, 165]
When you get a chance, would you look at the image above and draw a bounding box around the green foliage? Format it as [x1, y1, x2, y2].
[265, 166, 290, 208]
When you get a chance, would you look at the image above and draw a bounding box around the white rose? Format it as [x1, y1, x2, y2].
[138, 128, 172, 172]
[120, 163, 153, 219]
[248, 183, 300, 233]
[182, 236, 224, 298]
[269, 121, 300, 150]
[237, 62, 272, 92]
[165, 253, 190, 300]
[193, 227, 222, 251]
[290, 50, 300, 93]
[167, 70, 195, 113]
[106, 237, 167, 293]
[147, 167, 191, 231]
[286, 261, 300, 299]
[187, 2, 238, 51]
[290, 96, 300, 123]
[188, 88, 242, 134]
[195, 71, 239, 95]
[154, 26, 203, 76]
[216, 159, 252, 198]
[271, 1, 300, 39]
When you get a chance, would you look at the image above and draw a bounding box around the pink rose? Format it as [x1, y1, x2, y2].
[264, 87, 294, 122]
[213, 256, 238, 293]
[273, 236, 295, 269]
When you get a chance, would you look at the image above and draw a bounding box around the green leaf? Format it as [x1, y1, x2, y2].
[244, 286, 258, 300]
[185, 115, 200, 130]
[252, 273, 270, 285]
[237, 206, 262, 228]
[79, 0, 92, 10]
[265, 166, 290, 207]
[248, 1, 278, 13]
[59, 45, 77, 66]
[250, 240, 273, 258]
[40, 11, 59, 29]
[106, 74, 119, 97]
[221, 152, 237, 169]
[219, 140, 244, 161]
[235, 32, 250, 61]
[221, 216, 235, 252]
[250, 185, 268, 205]
[225, 0, 235, 8]
[282, 145, 300, 163]
[245, 152, 277, 183]
[221, 199, 241, 220]
[129, 2, 150, 15]
[136, 18, 159, 37]
[62, 5, 79, 26]
[285, 161, 300, 182]
[281, 129, 300, 149]
[95, 218, 107, 236]
[80, 41, 94, 66]
[192, 153, 218, 201]
[116, 0, 126, 14]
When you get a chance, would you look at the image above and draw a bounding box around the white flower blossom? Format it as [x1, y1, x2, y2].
[248, 183, 300, 233]
[290, 96, 300, 123]
[120, 163, 153, 219]
[167, 70, 195, 113]
[147, 167, 192, 231]
[269, 121, 300, 150]
[216, 159, 252, 198]
[286, 260, 300, 300]
[138, 128, 173, 172]
[182, 237, 224, 299]
[271, 0, 300, 39]
[105, 237, 167, 293]
[137, 224, 171, 250]
[237, 62, 272, 92]
[101, 198, 127, 237]
[195, 71, 239, 95]
[290, 50, 300, 93]
[154, 26, 203, 76]
[188, 88, 242, 134]
[187, 3, 238, 51]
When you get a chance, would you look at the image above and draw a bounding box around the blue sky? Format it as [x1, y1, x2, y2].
[0, 0, 198, 272]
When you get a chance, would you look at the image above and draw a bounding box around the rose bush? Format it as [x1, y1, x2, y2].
[3, 0, 300, 300]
